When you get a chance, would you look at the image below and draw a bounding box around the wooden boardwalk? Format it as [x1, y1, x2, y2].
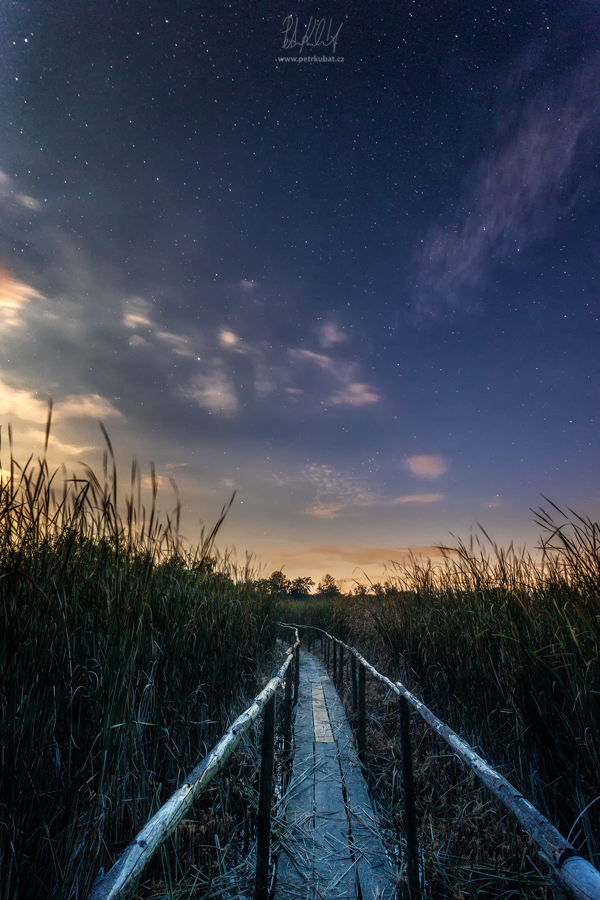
[275, 650, 397, 900]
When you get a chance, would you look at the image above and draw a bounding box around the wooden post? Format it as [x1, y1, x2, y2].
[399, 695, 419, 896]
[283, 657, 293, 756]
[294, 642, 300, 705]
[254, 694, 276, 900]
[358, 662, 366, 764]
[338, 644, 344, 695]
[351, 653, 358, 733]
[332, 640, 337, 684]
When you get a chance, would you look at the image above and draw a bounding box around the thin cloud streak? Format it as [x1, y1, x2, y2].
[308, 544, 456, 565]
[415, 57, 600, 315]
[289, 348, 380, 407]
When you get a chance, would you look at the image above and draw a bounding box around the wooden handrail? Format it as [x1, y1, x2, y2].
[89, 630, 300, 900]
[284, 623, 600, 900]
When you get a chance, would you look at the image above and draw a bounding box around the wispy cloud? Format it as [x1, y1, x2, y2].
[156, 331, 194, 356]
[317, 322, 347, 347]
[25, 429, 93, 456]
[0, 266, 43, 332]
[183, 367, 238, 416]
[330, 382, 379, 406]
[219, 330, 241, 348]
[389, 493, 444, 504]
[405, 455, 447, 478]
[54, 394, 123, 420]
[289, 348, 380, 407]
[414, 57, 600, 315]
[0, 171, 42, 211]
[308, 543, 454, 565]
[0, 376, 123, 424]
[284, 462, 444, 518]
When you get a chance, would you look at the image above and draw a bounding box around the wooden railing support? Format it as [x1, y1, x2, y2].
[332, 639, 337, 685]
[351, 652, 358, 724]
[254, 694, 276, 900]
[294, 642, 300, 706]
[399, 695, 419, 895]
[338, 644, 344, 696]
[283, 655, 293, 757]
[358, 661, 366, 764]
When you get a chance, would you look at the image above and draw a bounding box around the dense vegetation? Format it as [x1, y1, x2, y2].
[0, 433, 280, 900]
[280, 504, 600, 895]
[4, 416, 600, 899]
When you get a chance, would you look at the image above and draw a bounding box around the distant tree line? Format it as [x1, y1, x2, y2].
[261, 571, 408, 600]
[261, 570, 342, 599]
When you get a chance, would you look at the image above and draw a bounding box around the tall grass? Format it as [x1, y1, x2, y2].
[330, 504, 600, 871]
[0, 426, 279, 900]
[277, 596, 334, 633]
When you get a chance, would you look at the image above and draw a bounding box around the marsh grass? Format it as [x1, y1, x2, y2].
[276, 596, 334, 633]
[0, 422, 279, 900]
[301, 504, 600, 896]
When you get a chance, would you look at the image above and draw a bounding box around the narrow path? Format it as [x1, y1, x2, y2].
[275, 650, 397, 900]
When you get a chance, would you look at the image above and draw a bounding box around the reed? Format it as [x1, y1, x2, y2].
[328, 504, 600, 889]
[0, 424, 279, 900]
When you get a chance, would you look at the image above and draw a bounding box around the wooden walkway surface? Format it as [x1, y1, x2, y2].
[275, 650, 397, 899]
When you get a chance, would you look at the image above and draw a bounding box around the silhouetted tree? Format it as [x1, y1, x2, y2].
[317, 574, 341, 597]
[289, 576, 315, 599]
[267, 570, 291, 597]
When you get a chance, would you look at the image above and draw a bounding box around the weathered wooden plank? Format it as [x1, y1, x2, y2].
[276, 650, 397, 900]
[313, 742, 356, 899]
[276, 655, 316, 899]
[321, 677, 398, 900]
[312, 684, 334, 743]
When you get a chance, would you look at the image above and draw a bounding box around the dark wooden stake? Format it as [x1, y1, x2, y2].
[294, 643, 300, 705]
[358, 661, 366, 764]
[399, 695, 419, 896]
[332, 640, 337, 684]
[350, 653, 358, 732]
[254, 694, 275, 900]
[338, 644, 344, 695]
[283, 658, 293, 756]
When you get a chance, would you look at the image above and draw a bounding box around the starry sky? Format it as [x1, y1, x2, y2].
[0, 1, 599, 584]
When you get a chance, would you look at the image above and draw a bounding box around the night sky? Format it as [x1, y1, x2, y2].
[1, 1, 599, 584]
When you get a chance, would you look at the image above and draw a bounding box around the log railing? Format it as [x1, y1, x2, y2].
[286, 623, 600, 900]
[89, 628, 300, 900]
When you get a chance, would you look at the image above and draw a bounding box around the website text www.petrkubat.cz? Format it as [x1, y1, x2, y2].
[277, 56, 344, 62]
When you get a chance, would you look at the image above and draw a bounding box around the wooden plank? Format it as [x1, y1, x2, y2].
[277, 659, 316, 899]
[312, 684, 334, 743]
[276, 650, 397, 900]
[322, 676, 398, 900]
[313, 742, 356, 899]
